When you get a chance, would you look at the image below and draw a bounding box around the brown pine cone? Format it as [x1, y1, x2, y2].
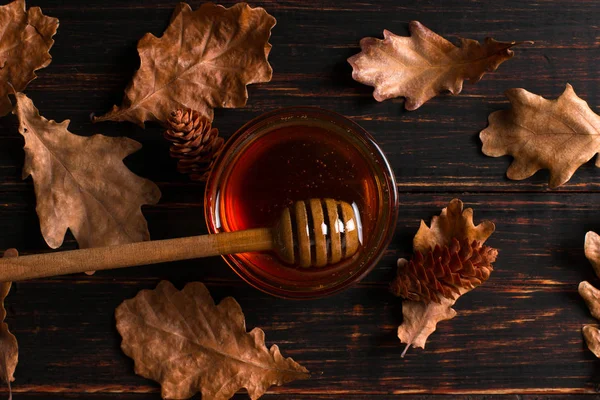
[390, 238, 498, 303]
[164, 109, 224, 181]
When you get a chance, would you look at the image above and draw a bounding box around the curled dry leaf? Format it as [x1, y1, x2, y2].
[392, 199, 497, 356]
[580, 281, 600, 321]
[13, 92, 161, 250]
[0, 249, 18, 399]
[585, 231, 600, 280]
[116, 281, 309, 400]
[480, 84, 600, 188]
[579, 281, 600, 357]
[93, 2, 276, 127]
[348, 21, 527, 110]
[579, 231, 600, 358]
[0, 0, 58, 116]
[583, 325, 600, 358]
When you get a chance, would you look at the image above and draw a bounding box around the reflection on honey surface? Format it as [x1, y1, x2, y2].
[217, 123, 378, 281]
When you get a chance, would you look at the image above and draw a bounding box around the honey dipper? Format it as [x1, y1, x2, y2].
[0, 199, 362, 281]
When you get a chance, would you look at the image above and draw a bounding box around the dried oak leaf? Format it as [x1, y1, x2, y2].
[0, 249, 18, 399]
[413, 198, 495, 254]
[13, 92, 161, 249]
[480, 84, 600, 188]
[93, 2, 276, 128]
[395, 273, 460, 357]
[0, 0, 58, 116]
[347, 21, 527, 110]
[394, 199, 496, 356]
[116, 281, 309, 400]
[579, 231, 600, 357]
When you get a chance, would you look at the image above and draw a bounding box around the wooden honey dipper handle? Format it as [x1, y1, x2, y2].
[0, 199, 361, 282]
[0, 229, 274, 281]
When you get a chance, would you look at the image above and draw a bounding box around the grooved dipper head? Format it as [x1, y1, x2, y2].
[273, 199, 362, 268]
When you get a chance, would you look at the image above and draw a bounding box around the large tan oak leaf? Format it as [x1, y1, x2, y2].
[0, 0, 58, 116]
[93, 2, 276, 128]
[397, 199, 496, 356]
[348, 21, 526, 110]
[480, 84, 600, 188]
[13, 92, 161, 249]
[116, 281, 309, 400]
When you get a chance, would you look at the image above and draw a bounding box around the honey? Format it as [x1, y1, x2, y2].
[205, 108, 397, 298]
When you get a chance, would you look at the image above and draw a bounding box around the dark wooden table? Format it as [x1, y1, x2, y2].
[1, 0, 599, 398]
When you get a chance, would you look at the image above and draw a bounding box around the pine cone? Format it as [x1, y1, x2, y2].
[390, 238, 498, 304]
[164, 109, 224, 181]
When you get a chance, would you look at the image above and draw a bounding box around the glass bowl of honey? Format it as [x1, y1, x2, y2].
[204, 107, 398, 299]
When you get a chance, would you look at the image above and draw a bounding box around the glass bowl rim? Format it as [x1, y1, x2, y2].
[204, 106, 399, 299]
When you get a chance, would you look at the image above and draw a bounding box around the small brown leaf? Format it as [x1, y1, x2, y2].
[413, 198, 495, 254]
[348, 21, 527, 110]
[579, 281, 600, 321]
[393, 200, 496, 356]
[0, 249, 18, 399]
[396, 273, 459, 357]
[116, 281, 309, 400]
[0, 0, 58, 116]
[583, 325, 600, 358]
[480, 84, 600, 188]
[584, 231, 600, 279]
[13, 92, 161, 250]
[93, 2, 276, 127]
[579, 232, 600, 358]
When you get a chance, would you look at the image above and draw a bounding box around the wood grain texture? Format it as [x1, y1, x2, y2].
[0, 0, 599, 398]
